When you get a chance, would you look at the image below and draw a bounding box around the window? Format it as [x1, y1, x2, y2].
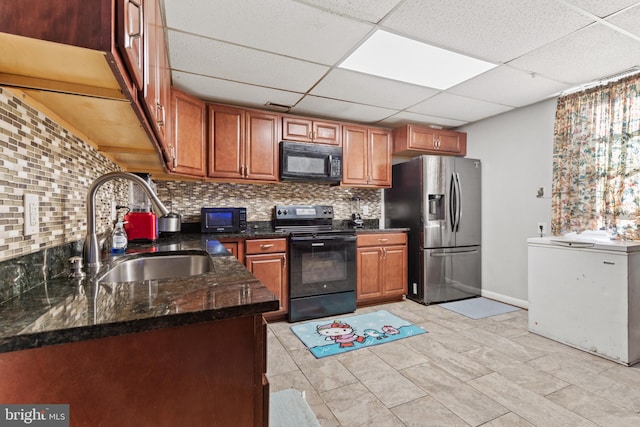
[552, 74, 640, 239]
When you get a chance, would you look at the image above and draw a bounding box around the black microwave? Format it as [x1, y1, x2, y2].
[279, 141, 342, 184]
[201, 207, 247, 233]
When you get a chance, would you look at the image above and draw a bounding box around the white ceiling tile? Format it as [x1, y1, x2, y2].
[296, 0, 402, 23]
[606, 3, 640, 37]
[448, 65, 572, 107]
[309, 69, 439, 109]
[167, 30, 329, 93]
[161, 0, 640, 128]
[408, 93, 514, 123]
[509, 23, 640, 84]
[562, 0, 640, 18]
[172, 72, 304, 109]
[291, 96, 397, 123]
[164, 0, 373, 65]
[376, 111, 468, 129]
[381, 0, 594, 62]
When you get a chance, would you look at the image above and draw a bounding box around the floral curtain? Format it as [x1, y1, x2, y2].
[551, 74, 640, 239]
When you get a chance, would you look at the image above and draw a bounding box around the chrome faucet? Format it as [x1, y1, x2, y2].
[84, 172, 171, 270]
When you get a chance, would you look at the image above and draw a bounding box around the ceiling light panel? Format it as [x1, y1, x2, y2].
[339, 30, 497, 90]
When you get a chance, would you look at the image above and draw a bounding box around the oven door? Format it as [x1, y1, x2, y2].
[288, 234, 356, 298]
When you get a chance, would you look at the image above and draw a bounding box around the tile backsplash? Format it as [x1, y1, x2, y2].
[0, 87, 124, 263]
[156, 180, 381, 223]
[0, 86, 382, 264]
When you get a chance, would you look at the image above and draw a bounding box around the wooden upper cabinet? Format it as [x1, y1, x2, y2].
[170, 88, 206, 176]
[208, 104, 279, 183]
[282, 116, 341, 146]
[208, 105, 244, 179]
[141, 0, 170, 147]
[245, 110, 279, 182]
[368, 128, 392, 187]
[393, 124, 467, 157]
[342, 125, 392, 188]
[117, 0, 144, 90]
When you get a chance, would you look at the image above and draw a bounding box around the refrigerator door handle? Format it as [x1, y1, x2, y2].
[430, 249, 479, 257]
[455, 172, 462, 232]
[449, 173, 456, 231]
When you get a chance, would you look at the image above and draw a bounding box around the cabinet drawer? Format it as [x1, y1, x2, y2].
[357, 233, 407, 247]
[245, 238, 287, 254]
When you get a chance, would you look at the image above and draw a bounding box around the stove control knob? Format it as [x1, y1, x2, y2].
[283, 209, 288, 215]
[277, 209, 282, 215]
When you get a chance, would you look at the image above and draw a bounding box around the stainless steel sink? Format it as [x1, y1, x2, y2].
[98, 250, 214, 283]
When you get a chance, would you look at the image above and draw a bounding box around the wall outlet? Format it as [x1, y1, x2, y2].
[362, 205, 369, 216]
[537, 222, 547, 237]
[24, 194, 39, 235]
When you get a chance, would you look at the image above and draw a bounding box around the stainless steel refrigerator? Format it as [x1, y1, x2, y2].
[384, 155, 481, 304]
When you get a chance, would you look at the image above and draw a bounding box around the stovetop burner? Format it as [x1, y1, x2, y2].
[274, 204, 354, 234]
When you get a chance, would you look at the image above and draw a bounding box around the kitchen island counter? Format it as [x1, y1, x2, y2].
[0, 234, 277, 426]
[0, 234, 278, 353]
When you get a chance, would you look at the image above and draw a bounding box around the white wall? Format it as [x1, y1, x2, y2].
[460, 98, 556, 308]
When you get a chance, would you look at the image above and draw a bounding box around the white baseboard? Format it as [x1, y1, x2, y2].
[481, 290, 529, 310]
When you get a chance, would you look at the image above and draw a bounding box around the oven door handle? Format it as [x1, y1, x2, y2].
[289, 235, 357, 243]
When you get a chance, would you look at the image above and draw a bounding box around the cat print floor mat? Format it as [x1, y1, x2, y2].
[290, 310, 427, 359]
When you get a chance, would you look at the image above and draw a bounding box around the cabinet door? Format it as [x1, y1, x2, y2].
[246, 253, 288, 318]
[408, 125, 437, 150]
[312, 120, 341, 146]
[382, 245, 407, 297]
[437, 131, 465, 154]
[245, 110, 279, 182]
[117, 0, 144, 90]
[368, 128, 392, 187]
[356, 247, 383, 302]
[142, 0, 168, 144]
[221, 242, 238, 259]
[342, 125, 368, 185]
[208, 105, 244, 179]
[282, 117, 313, 142]
[156, 11, 171, 144]
[142, 0, 158, 128]
[170, 89, 205, 176]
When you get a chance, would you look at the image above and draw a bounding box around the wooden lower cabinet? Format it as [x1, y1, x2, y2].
[356, 232, 407, 305]
[221, 239, 244, 261]
[0, 316, 269, 426]
[245, 238, 288, 321]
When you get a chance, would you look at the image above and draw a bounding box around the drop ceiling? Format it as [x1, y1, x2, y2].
[163, 0, 640, 129]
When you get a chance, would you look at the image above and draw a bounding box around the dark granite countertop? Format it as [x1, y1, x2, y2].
[0, 235, 279, 354]
[0, 222, 409, 354]
[354, 228, 410, 234]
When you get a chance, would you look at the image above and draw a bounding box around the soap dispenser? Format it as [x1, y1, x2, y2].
[111, 217, 128, 254]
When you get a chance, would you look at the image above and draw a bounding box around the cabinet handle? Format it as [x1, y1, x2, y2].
[169, 145, 176, 170]
[156, 103, 165, 127]
[603, 261, 616, 265]
[127, 0, 143, 41]
[282, 254, 286, 269]
[260, 244, 274, 250]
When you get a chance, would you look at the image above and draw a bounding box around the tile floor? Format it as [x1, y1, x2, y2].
[266, 299, 640, 426]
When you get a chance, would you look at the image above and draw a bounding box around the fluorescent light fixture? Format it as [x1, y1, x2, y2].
[339, 30, 497, 90]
